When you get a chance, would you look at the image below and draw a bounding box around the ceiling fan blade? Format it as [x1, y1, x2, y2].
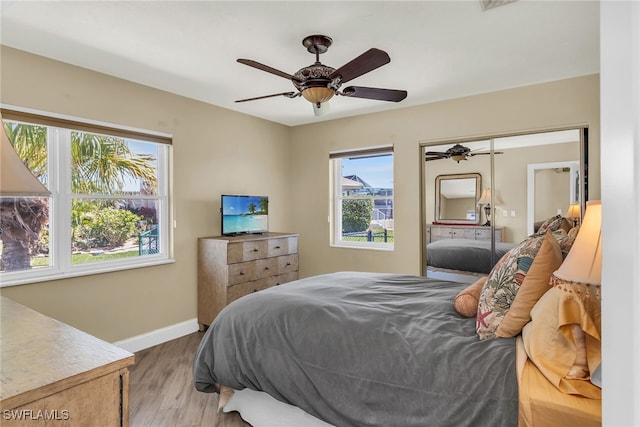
[340, 86, 407, 102]
[425, 156, 448, 161]
[237, 59, 295, 80]
[468, 151, 504, 156]
[425, 151, 449, 156]
[235, 92, 298, 103]
[329, 48, 390, 84]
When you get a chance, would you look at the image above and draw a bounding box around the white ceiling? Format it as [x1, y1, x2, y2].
[0, 1, 599, 127]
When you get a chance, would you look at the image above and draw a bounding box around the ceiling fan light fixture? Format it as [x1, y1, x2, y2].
[301, 87, 335, 105]
[451, 154, 467, 162]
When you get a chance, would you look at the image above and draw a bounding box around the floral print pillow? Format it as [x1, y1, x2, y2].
[534, 214, 573, 236]
[476, 234, 546, 340]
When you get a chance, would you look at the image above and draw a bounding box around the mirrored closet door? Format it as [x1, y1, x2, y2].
[420, 128, 588, 280]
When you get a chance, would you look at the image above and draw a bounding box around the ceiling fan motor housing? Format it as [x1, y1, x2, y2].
[294, 64, 337, 104]
[293, 64, 336, 90]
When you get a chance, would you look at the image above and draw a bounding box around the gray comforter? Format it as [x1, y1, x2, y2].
[427, 238, 516, 274]
[193, 272, 518, 427]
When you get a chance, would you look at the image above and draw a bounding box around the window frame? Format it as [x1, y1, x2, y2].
[1, 106, 173, 287]
[330, 145, 394, 251]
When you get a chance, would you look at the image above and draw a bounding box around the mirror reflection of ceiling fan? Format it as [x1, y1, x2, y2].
[235, 35, 408, 115]
[425, 144, 504, 163]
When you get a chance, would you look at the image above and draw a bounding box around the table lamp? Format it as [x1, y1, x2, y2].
[1, 113, 50, 197]
[551, 200, 601, 379]
[1, 113, 50, 238]
[477, 188, 503, 227]
[566, 203, 582, 227]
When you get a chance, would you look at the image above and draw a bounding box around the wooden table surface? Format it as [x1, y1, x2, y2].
[0, 296, 134, 410]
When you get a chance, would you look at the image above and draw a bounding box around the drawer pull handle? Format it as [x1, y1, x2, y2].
[253, 289, 258, 293]
[253, 248, 259, 252]
[274, 245, 281, 249]
[264, 267, 270, 271]
[286, 262, 291, 266]
[239, 272, 244, 275]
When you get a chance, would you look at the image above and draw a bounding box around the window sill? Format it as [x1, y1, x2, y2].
[330, 242, 394, 251]
[0, 257, 175, 287]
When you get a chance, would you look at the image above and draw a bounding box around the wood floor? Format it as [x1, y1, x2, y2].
[129, 332, 251, 427]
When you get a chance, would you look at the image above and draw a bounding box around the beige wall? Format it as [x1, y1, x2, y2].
[533, 169, 571, 222]
[289, 75, 600, 278]
[0, 46, 600, 344]
[0, 47, 292, 342]
[441, 197, 475, 220]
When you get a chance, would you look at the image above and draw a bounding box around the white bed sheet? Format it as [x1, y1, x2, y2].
[223, 388, 335, 427]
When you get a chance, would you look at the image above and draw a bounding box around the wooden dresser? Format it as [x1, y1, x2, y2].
[197, 232, 299, 330]
[426, 224, 504, 243]
[0, 296, 134, 426]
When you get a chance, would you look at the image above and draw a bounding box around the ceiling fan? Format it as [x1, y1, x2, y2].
[235, 35, 408, 114]
[425, 144, 504, 163]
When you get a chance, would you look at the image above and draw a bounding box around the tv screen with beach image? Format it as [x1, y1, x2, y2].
[221, 195, 269, 235]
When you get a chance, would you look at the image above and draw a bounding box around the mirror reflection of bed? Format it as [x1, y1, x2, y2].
[421, 128, 587, 281]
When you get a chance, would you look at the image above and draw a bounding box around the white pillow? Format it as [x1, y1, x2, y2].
[223, 388, 335, 427]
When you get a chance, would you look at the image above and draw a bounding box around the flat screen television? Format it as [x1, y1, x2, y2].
[221, 194, 269, 235]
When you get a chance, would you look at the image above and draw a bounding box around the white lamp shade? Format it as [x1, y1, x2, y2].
[553, 200, 601, 286]
[567, 203, 581, 218]
[477, 188, 503, 205]
[0, 114, 50, 196]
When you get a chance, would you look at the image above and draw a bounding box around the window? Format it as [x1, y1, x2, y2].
[330, 146, 394, 249]
[0, 108, 171, 286]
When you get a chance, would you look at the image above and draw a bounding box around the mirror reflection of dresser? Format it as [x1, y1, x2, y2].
[426, 224, 503, 243]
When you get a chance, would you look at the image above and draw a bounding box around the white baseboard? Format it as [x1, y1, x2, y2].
[113, 317, 199, 353]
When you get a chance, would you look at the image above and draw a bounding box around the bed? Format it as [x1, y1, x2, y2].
[194, 270, 600, 427]
[195, 272, 518, 426]
[194, 215, 600, 426]
[426, 238, 516, 274]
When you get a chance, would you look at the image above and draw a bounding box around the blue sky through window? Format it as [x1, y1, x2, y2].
[341, 154, 393, 189]
[122, 139, 158, 192]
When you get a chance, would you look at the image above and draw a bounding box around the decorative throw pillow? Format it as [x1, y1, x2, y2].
[476, 234, 546, 340]
[566, 324, 589, 379]
[534, 215, 573, 236]
[496, 230, 562, 338]
[522, 286, 601, 399]
[454, 276, 487, 318]
[568, 225, 580, 239]
[553, 229, 575, 254]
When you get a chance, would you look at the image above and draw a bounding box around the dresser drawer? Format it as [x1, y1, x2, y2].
[255, 257, 278, 279]
[227, 278, 271, 304]
[228, 261, 257, 285]
[451, 227, 476, 239]
[268, 236, 298, 257]
[278, 254, 298, 274]
[269, 272, 299, 287]
[430, 227, 452, 240]
[474, 228, 493, 240]
[228, 240, 269, 263]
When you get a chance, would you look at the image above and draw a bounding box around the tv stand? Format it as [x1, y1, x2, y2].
[197, 232, 299, 330]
